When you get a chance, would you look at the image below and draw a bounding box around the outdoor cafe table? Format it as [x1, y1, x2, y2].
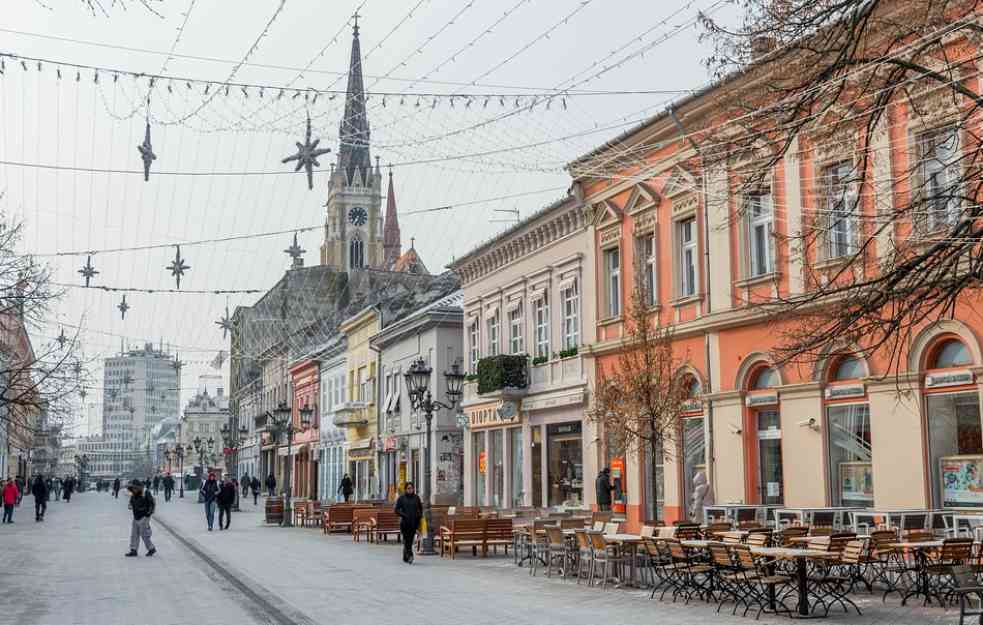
[604, 534, 644, 588]
[888, 540, 945, 606]
[751, 546, 836, 618]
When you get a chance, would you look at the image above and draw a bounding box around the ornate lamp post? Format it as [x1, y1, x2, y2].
[266, 401, 311, 527]
[404, 357, 465, 556]
[175, 444, 185, 498]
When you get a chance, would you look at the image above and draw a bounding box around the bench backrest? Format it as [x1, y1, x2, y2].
[374, 511, 401, 528]
[449, 519, 486, 536]
[485, 518, 513, 537]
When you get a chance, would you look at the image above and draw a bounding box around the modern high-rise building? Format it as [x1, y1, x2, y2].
[101, 343, 181, 476]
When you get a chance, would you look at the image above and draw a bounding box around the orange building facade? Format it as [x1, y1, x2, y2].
[573, 26, 983, 530]
[288, 359, 320, 501]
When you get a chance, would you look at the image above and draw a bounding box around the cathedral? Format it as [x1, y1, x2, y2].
[320, 21, 424, 275]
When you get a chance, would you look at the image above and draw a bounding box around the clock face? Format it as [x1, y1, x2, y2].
[348, 207, 368, 227]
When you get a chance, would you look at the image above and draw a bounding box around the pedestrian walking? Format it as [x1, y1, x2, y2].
[31, 475, 48, 522]
[152, 475, 160, 496]
[338, 474, 354, 503]
[250, 476, 260, 505]
[162, 474, 174, 502]
[2, 478, 18, 523]
[45, 478, 53, 502]
[124, 480, 156, 557]
[112, 477, 121, 499]
[63, 476, 74, 502]
[394, 482, 423, 564]
[265, 473, 276, 497]
[595, 468, 614, 512]
[241, 475, 250, 498]
[217, 478, 235, 530]
[52, 478, 62, 501]
[200, 473, 219, 531]
[15, 476, 24, 505]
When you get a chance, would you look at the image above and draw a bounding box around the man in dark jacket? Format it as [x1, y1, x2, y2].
[595, 468, 614, 512]
[112, 477, 121, 499]
[200, 473, 219, 531]
[63, 476, 74, 502]
[31, 476, 48, 522]
[125, 480, 156, 557]
[394, 482, 423, 564]
[241, 474, 250, 497]
[162, 474, 175, 502]
[265, 473, 276, 497]
[217, 478, 236, 530]
[338, 474, 354, 503]
[152, 475, 160, 495]
[250, 476, 261, 505]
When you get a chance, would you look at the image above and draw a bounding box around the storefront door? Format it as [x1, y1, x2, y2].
[547, 422, 583, 507]
[756, 410, 783, 505]
[681, 417, 706, 519]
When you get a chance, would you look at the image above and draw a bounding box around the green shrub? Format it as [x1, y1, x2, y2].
[477, 354, 528, 394]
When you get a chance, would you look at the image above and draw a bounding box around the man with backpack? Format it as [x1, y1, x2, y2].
[125, 480, 156, 557]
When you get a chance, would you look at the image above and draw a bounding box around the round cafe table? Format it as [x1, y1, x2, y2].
[751, 546, 835, 618]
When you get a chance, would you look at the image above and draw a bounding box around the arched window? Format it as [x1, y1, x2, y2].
[751, 366, 779, 390]
[931, 339, 972, 369]
[687, 377, 702, 399]
[349, 238, 365, 270]
[831, 356, 865, 381]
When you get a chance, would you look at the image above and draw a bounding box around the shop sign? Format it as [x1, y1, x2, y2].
[825, 384, 865, 400]
[467, 400, 521, 429]
[941, 455, 983, 507]
[522, 391, 585, 412]
[745, 393, 779, 407]
[547, 422, 582, 436]
[926, 369, 975, 389]
[757, 428, 781, 440]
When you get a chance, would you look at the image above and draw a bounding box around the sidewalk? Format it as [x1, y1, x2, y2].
[156, 497, 958, 625]
[0, 491, 262, 625]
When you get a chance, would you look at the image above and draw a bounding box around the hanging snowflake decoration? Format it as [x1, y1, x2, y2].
[138, 121, 157, 182]
[166, 245, 190, 289]
[78, 255, 99, 287]
[56, 328, 68, 349]
[216, 305, 233, 339]
[281, 113, 331, 190]
[172, 356, 184, 373]
[117, 295, 130, 320]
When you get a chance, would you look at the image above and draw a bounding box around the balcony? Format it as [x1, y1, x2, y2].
[529, 353, 585, 391]
[461, 354, 528, 403]
[332, 401, 370, 428]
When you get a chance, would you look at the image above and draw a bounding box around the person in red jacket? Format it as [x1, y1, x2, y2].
[2, 478, 19, 523]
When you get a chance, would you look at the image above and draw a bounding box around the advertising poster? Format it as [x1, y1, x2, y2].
[941, 455, 983, 507]
[838, 462, 874, 504]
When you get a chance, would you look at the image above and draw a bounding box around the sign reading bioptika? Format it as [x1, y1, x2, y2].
[466, 400, 521, 429]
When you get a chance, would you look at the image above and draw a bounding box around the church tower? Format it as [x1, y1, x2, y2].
[383, 169, 402, 269]
[321, 19, 384, 271]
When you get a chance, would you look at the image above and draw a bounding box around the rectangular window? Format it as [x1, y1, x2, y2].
[509, 305, 524, 354]
[490, 429, 504, 508]
[486, 310, 500, 357]
[562, 283, 579, 350]
[824, 162, 858, 259]
[509, 428, 524, 508]
[827, 403, 872, 507]
[357, 367, 367, 402]
[747, 193, 775, 277]
[534, 297, 550, 358]
[678, 218, 697, 297]
[640, 234, 658, 306]
[473, 432, 486, 506]
[469, 320, 480, 374]
[927, 392, 983, 508]
[604, 248, 621, 317]
[918, 125, 961, 231]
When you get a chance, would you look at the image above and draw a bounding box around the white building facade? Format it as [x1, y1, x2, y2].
[318, 338, 348, 502]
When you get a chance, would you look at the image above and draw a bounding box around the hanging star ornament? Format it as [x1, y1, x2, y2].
[166, 245, 190, 289]
[216, 305, 233, 339]
[72, 361, 82, 377]
[172, 356, 184, 372]
[138, 121, 156, 182]
[282, 113, 331, 190]
[79, 388, 87, 400]
[55, 328, 68, 349]
[78, 255, 99, 287]
[117, 295, 130, 320]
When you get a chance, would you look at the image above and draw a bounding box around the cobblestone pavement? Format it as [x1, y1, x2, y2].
[0, 491, 966, 625]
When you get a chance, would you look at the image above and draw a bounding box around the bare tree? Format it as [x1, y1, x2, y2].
[697, 0, 983, 370]
[586, 287, 692, 521]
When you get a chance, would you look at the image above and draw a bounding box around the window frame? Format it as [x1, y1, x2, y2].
[822, 161, 859, 260]
[534, 296, 550, 358]
[561, 281, 580, 350]
[603, 247, 621, 318]
[508, 304, 524, 355]
[916, 124, 962, 232]
[676, 217, 698, 298]
[469, 319, 480, 374]
[486, 309, 500, 357]
[745, 192, 775, 278]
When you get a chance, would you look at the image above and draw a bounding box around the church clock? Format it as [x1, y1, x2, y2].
[348, 206, 368, 226]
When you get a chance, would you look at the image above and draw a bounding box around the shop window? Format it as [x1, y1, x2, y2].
[490, 430, 504, 508]
[547, 422, 583, 507]
[932, 339, 972, 369]
[681, 417, 706, 521]
[827, 404, 872, 507]
[927, 392, 982, 508]
[757, 410, 784, 505]
[473, 433, 486, 506]
[509, 428, 524, 507]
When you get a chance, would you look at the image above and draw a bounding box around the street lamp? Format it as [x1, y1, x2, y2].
[221, 421, 249, 511]
[404, 357, 465, 556]
[175, 444, 185, 498]
[266, 401, 310, 527]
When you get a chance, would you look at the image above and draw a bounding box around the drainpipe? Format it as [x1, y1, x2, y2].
[669, 106, 717, 512]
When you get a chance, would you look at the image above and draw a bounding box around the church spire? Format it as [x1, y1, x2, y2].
[337, 16, 371, 185]
[383, 168, 402, 269]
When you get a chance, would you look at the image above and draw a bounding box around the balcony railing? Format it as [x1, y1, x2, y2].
[529, 353, 585, 389]
[475, 354, 528, 396]
[332, 401, 370, 427]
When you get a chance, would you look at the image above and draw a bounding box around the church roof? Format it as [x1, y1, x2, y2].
[337, 22, 372, 185]
[392, 246, 428, 275]
[383, 170, 401, 267]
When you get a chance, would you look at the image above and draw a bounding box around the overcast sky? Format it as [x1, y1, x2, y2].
[1, 0, 730, 435]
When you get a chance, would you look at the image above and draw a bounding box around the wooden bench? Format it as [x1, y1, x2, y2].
[322, 504, 368, 534]
[441, 519, 487, 559]
[370, 511, 403, 544]
[484, 518, 514, 556]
